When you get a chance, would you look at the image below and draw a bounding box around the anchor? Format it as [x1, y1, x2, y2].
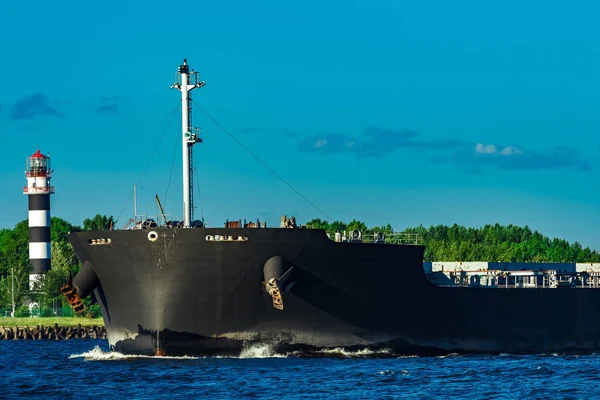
[60, 271, 86, 313]
[263, 256, 295, 310]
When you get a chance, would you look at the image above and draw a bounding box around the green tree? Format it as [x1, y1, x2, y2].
[33, 241, 80, 309]
[0, 262, 29, 310]
[0, 217, 82, 309]
[346, 219, 368, 234]
[51, 217, 82, 243]
[83, 214, 115, 231]
[329, 221, 348, 235]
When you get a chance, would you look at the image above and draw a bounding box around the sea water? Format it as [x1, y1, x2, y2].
[1, 339, 599, 399]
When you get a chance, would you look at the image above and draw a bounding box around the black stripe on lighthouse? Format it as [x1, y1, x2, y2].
[29, 194, 51, 274]
[30, 227, 51, 242]
[30, 259, 51, 274]
[29, 195, 50, 211]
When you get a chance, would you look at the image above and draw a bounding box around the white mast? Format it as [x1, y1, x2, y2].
[171, 59, 205, 228]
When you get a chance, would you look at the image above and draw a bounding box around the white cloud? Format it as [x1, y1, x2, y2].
[475, 143, 523, 156]
[314, 139, 328, 148]
[501, 146, 523, 156]
[475, 143, 497, 154]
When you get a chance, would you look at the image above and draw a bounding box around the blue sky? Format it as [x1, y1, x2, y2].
[1, 1, 600, 248]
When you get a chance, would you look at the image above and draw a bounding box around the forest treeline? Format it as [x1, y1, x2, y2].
[1, 214, 599, 311]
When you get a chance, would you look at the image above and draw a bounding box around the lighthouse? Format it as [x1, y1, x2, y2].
[23, 150, 54, 290]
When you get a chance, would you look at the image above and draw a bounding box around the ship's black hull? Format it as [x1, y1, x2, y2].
[69, 228, 600, 357]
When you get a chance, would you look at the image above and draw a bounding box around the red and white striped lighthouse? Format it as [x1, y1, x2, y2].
[23, 150, 54, 290]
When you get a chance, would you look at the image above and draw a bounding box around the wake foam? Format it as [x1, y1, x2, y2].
[69, 345, 200, 361]
[226, 344, 399, 359]
[306, 347, 393, 358]
[221, 343, 287, 359]
[69, 344, 409, 361]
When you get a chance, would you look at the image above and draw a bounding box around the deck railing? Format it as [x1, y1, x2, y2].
[327, 231, 421, 245]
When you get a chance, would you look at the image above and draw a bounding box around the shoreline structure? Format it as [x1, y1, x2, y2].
[0, 323, 105, 340]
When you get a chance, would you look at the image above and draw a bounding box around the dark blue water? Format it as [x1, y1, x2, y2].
[2, 339, 600, 399]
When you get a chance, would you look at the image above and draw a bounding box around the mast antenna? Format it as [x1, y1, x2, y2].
[171, 58, 206, 228]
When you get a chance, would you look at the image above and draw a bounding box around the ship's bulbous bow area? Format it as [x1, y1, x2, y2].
[73, 260, 100, 298]
[263, 256, 295, 310]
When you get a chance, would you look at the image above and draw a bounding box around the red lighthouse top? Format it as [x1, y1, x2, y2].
[30, 150, 47, 159]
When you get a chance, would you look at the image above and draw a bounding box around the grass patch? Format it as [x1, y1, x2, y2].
[0, 317, 104, 327]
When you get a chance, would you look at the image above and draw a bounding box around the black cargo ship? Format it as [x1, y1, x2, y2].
[63, 60, 600, 356]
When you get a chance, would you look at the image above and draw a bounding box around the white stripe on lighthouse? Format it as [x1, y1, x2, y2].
[28, 210, 50, 227]
[29, 242, 51, 259]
